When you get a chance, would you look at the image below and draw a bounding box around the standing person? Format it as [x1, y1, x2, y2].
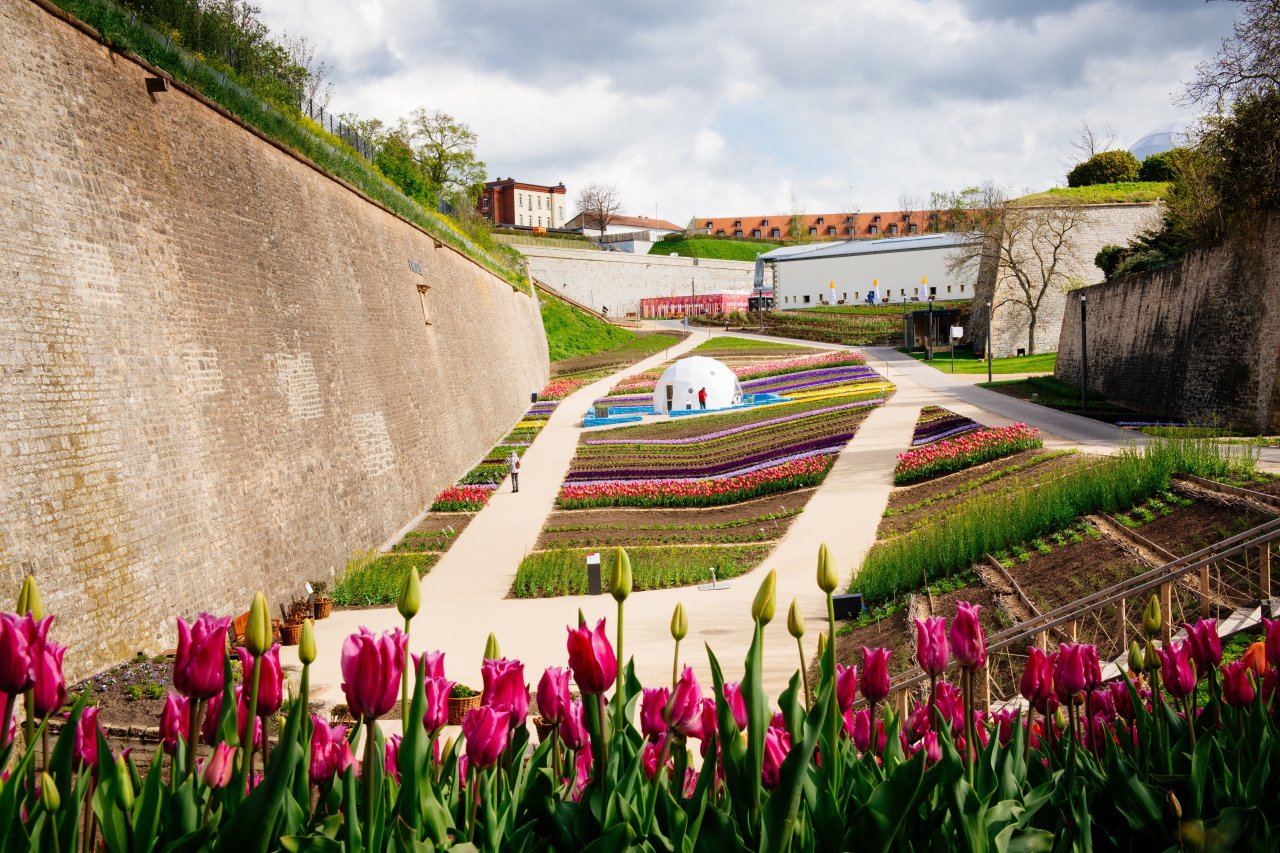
[698, 387, 707, 410]
[507, 449, 521, 493]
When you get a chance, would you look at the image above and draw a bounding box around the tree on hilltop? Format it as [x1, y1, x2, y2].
[407, 109, 488, 206]
[576, 183, 623, 235]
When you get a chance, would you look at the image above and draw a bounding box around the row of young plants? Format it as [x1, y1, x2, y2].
[12, 545, 1279, 850]
[511, 545, 770, 598]
[883, 450, 1074, 518]
[860, 438, 1258, 602]
[893, 423, 1044, 485]
[910, 405, 983, 446]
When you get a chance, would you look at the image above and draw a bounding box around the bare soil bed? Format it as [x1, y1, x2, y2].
[1135, 501, 1272, 556]
[393, 512, 477, 552]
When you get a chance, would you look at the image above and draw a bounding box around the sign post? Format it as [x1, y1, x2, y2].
[586, 553, 602, 595]
[950, 326, 964, 373]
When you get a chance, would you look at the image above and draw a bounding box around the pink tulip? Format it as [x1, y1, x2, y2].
[922, 729, 941, 764]
[1081, 645, 1102, 691]
[1221, 660, 1256, 708]
[905, 700, 930, 743]
[666, 667, 704, 738]
[949, 602, 987, 669]
[1108, 681, 1136, 721]
[860, 647, 891, 704]
[934, 681, 965, 736]
[723, 681, 748, 730]
[1263, 618, 1280, 667]
[1158, 641, 1197, 699]
[340, 627, 406, 720]
[536, 667, 571, 725]
[236, 644, 284, 716]
[384, 734, 402, 783]
[174, 614, 230, 700]
[641, 740, 663, 779]
[566, 619, 617, 695]
[1019, 647, 1054, 707]
[309, 715, 351, 786]
[639, 687, 669, 739]
[202, 742, 235, 788]
[569, 747, 592, 801]
[415, 650, 447, 681]
[761, 726, 790, 789]
[1054, 644, 1089, 702]
[697, 699, 718, 756]
[0, 613, 49, 697]
[462, 706, 510, 769]
[914, 617, 948, 678]
[422, 677, 454, 733]
[159, 692, 190, 754]
[845, 708, 885, 753]
[481, 658, 529, 724]
[75, 707, 102, 770]
[1184, 619, 1221, 673]
[559, 700, 588, 751]
[1263, 669, 1278, 703]
[31, 640, 67, 718]
[835, 664, 858, 713]
[203, 686, 262, 749]
[991, 708, 1016, 746]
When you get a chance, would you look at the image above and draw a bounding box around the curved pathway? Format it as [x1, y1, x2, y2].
[290, 330, 1276, 707]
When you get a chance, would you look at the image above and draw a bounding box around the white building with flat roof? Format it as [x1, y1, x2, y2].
[760, 233, 981, 308]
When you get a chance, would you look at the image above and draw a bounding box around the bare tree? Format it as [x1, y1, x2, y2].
[787, 190, 806, 240]
[897, 191, 921, 234]
[948, 196, 1091, 354]
[283, 33, 333, 111]
[1061, 121, 1117, 170]
[1182, 0, 1280, 108]
[576, 183, 623, 235]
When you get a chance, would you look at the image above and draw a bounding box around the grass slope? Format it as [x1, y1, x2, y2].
[540, 293, 636, 362]
[1015, 181, 1170, 206]
[651, 236, 780, 261]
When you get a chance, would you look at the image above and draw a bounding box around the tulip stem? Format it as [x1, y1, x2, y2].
[24, 692, 35, 787]
[242, 658, 262, 787]
[42, 723, 49, 773]
[614, 601, 625, 737]
[825, 592, 839, 791]
[672, 638, 680, 690]
[595, 692, 610, 803]
[466, 776, 480, 841]
[1024, 706, 1034, 766]
[963, 669, 975, 783]
[187, 701, 205, 780]
[797, 637, 811, 708]
[363, 715, 378, 846]
[401, 617, 412, 730]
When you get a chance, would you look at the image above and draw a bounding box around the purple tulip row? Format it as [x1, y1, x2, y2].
[564, 441, 849, 486]
[911, 413, 983, 447]
[740, 365, 881, 394]
[582, 399, 883, 447]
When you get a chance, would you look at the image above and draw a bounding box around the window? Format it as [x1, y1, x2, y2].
[808, 226, 817, 235]
[715, 229, 725, 235]
[518, 214, 523, 225]
[816, 217, 824, 225]
[734, 229, 743, 237]
[770, 228, 780, 237]
[517, 193, 523, 206]
[960, 285, 966, 292]
[752, 229, 761, 237]
[762, 218, 769, 226]
[930, 286, 937, 297]
[537, 217, 542, 226]
[947, 286, 952, 293]
[537, 197, 542, 209]
[803, 295, 810, 303]
[854, 292, 859, 300]
[869, 225, 878, 235]
[842, 292, 847, 301]
[705, 220, 713, 228]
[559, 206, 564, 219]
[888, 224, 898, 236]
[900, 289, 906, 296]
[908, 223, 918, 234]
[872, 215, 881, 223]
[734, 220, 742, 227]
[827, 226, 836, 236]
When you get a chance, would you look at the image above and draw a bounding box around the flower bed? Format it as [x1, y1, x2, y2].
[538, 378, 586, 400]
[894, 424, 1042, 485]
[430, 484, 496, 512]
[910, 406, 983, 446]
[513, 544, 770, 597]
[557, 455, 835, 508]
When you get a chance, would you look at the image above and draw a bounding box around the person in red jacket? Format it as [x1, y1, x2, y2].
[698, 387, 707, 410]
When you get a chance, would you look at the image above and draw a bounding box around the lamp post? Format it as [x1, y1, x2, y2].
[1079, 293, 1089, 416]
[927, 293, 935, 362]
[985, 301, 993, 384]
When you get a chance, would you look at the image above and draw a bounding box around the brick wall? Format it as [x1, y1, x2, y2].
[0, 0, 548, 677]
[972, 203, 1163, 357]
[1056, 215, 1280, 433]
[520, 245, 756, 317]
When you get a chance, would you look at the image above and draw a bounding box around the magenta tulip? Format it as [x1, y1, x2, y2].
[1221, 660, 1256, 708]
[202, 743, 235, 788]
[642, 740, 662, 779]
[949, 602, 987, 669]
[384, 735, 402, 783]
[174, 614, 230, 700]
[860, 647, 891, 704]
[340, 627, 406, 720]
[536, 667, 571, 725]
[462, 706, 510, 769]
[310, 715, 351, 786]
[905, 701, 931, 743]
[31, 640, 67, 718]
[1020, 646, 1054, 707]
[639, 687, 670, 739]
[697, 699, 718, 755]
[922, 729, 941, 764]
[666, 666, 704, 738]
[914, 617, 949, 677]
[723, 681, 748, 730]
[991, 708, 1016, 746]
[1054, 644, 1089, 702]
[835, 664, 858, 713]
[203, 686, 262, 749]
[1184, 619, 1221, 673]
[761, 726, 790, 789]
[1158, 641, 1197, 699]
[1081, 644, 1102, 691]
[416, 650, 447, 680]
[422, 677, 454, 733]
[0, 613, 48, 697]
[236, 644, 284, 716]
[481, 657, 529, 723]
[846, 708, 874, 752]
[934, 681, 965, 735]
[1263, 618, 1280, 667]
[159, 692, 190, 754]
[74, 706, 102, 770]
[559, 700, 589, 751]
[566, 619, 617, 696]
[1108, 681, 1136, 721]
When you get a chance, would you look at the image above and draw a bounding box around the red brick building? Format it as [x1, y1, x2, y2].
[478, 178, 568, 228]
[688, 210, 939, 240]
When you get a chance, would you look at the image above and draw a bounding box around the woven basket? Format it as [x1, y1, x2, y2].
[447, 694, 480, 726]
[534, 716, 557, 745]
[279, 621, 303, 646]
[314, 598, 333, 619]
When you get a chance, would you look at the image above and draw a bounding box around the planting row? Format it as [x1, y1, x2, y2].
[511, 544, 770, 597]
[910, 405, 982, 446]
[606, 351, 866, 396]
[893, 423, 1043, 485]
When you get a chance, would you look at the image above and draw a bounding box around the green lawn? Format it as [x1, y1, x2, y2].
[979, 375, 1141, 422]
[1015, 181, 1171, 206]
[902, 349, 1057, 374]
[539, 293, 637, 362]
[650, 236, 782, 261]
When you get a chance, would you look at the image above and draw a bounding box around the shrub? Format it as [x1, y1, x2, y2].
[1067, 150, 1141, 187]
[1094, 244, 1126, 278]
[1137, 149, 1182, 182]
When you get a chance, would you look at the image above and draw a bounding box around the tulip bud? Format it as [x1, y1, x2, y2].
[787, 599, 804, 638]
[483, 633, 501, 661]
[40, 773, 59, 812]
[397, 567, 420, 620]
[299, 618, 316, 665]
[1054, 706, 1068, 733]
[577, 609, 587, 627]
[670, 602, 688, 642]
[1167, 790, 1182, 820]
[752, 570, 777, 627]
[17, 575, 43, 620]
[817, 632, 828, 660]
[246, 592, 271, 656]
[611, 548, 632, 603]
[1128, 640, 1145, 675]
[115, 755, 134, 810]
[1142, 595, 1162, 638]
[817, 544, 838, 593]
[1144, 640, 1161, 674]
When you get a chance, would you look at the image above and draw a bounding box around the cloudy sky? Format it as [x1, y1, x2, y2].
[257, 0, 1237, 224]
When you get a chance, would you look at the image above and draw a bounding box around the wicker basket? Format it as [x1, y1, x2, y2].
[534, 716, 557, 745]
[279, 621, 304, 646]
[314, 597, 333, 619]
[447, 693, 480, 726]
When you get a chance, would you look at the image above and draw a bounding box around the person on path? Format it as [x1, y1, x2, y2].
[698, 387, 707, 410]
[507, 449, 521, 493]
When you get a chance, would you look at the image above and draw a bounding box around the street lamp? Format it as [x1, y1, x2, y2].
[1080, 293, 1089, 415]
[927, 292, 935, 361]
[985, 301, 993, 384]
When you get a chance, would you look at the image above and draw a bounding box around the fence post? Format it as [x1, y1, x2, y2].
[981, 665, 991, 712]
[1160, 582, 1172, 645]
[1068, 620, 1078, 643]
[1261, 542, 1272, 601]
[1200, 564, 1211, 619]
[896, 689, 908, 721]
[1116, 597, 1127, 654]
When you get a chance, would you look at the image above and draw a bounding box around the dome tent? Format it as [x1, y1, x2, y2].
[652, 356, 743, 414]
[1128, 119, 1197, 162]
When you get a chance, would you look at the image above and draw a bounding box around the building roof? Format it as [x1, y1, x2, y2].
[689, 210, 940, 239]
[758, 232, 978, 263]
[563, 213, 684, 232]
[484, 178, 566, 193]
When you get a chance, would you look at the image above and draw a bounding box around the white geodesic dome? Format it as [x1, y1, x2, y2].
[1129, 119, 1197, 162]
[652, 356, 743, 414]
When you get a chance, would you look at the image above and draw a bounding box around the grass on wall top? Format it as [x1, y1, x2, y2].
[650, 237, 780, 262]
[1015, 182, 1171, 206]
[540, 293, 638, 363]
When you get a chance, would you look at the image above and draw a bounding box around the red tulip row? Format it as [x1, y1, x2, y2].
[556, 455, 834, 508]
[894, 423, 1043, 485]
[430, 484, 495, 512]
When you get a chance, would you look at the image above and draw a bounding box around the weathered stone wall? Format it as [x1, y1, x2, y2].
[0, 0, 548, 677]
[1056, 214, 1280, 433]
[972, 203, 1163, 357]
[520, 245, 755, 317]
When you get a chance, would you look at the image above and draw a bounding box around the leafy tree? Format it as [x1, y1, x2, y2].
[576, 183, 623, 235]
[376, 131, 434, 207]
[1137, 149, 1182, 182]
[406, 109, 487, 204]
[1066, 150, 1141, 186]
